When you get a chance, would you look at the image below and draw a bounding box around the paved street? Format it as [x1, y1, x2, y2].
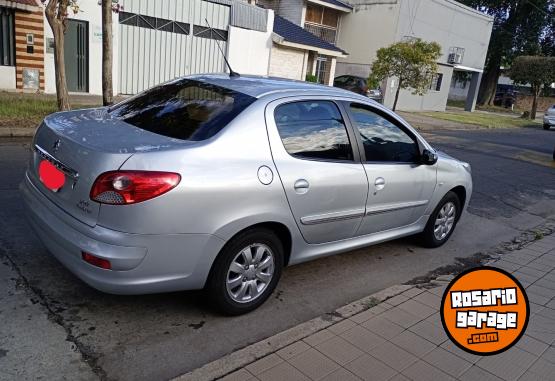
[0, 126, 554, 380]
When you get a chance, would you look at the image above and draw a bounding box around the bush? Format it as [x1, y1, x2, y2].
[305, 74, 318, 83]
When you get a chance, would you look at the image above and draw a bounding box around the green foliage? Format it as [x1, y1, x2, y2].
[370, 39, 442, 96]
[305, 74, 318, 83]
[510, 56, 555, 90]
[366, 76, 380, 90]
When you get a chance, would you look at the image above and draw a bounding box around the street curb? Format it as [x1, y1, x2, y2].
[0, 127, 35, 137]
[172, 284, 413, 381]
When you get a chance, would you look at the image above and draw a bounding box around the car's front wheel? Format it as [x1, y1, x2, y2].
[421, 192, 461, 248]
[207, 228, 283, 315]
[544, 124, 551, 130]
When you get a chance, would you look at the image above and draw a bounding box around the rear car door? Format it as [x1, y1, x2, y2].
[265, 98, 368, 244]
[344, 102, 437, 235]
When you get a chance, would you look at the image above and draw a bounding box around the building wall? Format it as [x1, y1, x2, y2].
[44, 1, 119, 95]
[268, 44, 307, 80]
[335, 0, 399, 78]
[15, 7, 44, 90]
[0, 66, 16, 89]
[227, 10, 273, 76]
[258, 0, 305, 26]
[383, 64, 453, 111]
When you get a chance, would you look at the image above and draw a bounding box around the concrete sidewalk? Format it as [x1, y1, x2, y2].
[190, 236, 555, 381]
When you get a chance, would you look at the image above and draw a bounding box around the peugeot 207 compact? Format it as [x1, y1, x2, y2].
[21, 74, 472, 315]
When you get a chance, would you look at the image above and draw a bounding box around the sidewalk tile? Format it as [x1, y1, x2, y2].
[401, 287, 425, 299]
[526, 358, 555, 380]
[320, 368, 361, 381]
[341, 325, 387, 353]
[537, 305, 555, 320]
[440, 340, 482, 364]
[515, 249, 547, 258]
[288, 348, 340, 380]
[476, 347, 536, 381]
[349, 304, 388, 324]
[328, 319, 357, 335]
[401, 360, 455, 381]
[303, 329, 336, 347]
[526, 242, 554, 252]
[541, 346, 555, 364]
[397, 299, 436, 319]
[494, 260, 522, 273]
[380, 307, 422, 329]
[385, 294, 410, 307]
[388, 374, 410, 381]
[529, 302, 545, 316]
[361, 316, 405, 340]
[258, 362, 309, 381]
[369, 341, 418, 372]
[423, 347, 473, 377]
[525, 260, 551, 271]
[424, 312, 443, 327]
[515, 335, 550, 357]
[220, 368, 255, 381]
[517, 370, 546, 381]
[515, 266, 548, 278]
[459, 365, 502, 381]
[503, 253, 536, 266]
[526, 314, 555, 344]
[277, 341, 311, 361]
[344, 354, 397, 381]
[390, 330, 436, 357]
[408, 320, 448, 345]
[245, 354, 283, 376]
[428, 285, 447, 297]
[534, 278, 555, 291]
[527, 285, 555, 299]
[412, 291, 442, 309]
[513, 271, 542, 285]
[546, 299, 555, 309]
[526, 291, 551, 306]
[315, 336, 364, 366]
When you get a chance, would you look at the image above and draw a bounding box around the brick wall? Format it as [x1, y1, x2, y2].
[515, 95, 555, 113]
[269, 44, 307, 80]
[14, 8, 44, 90]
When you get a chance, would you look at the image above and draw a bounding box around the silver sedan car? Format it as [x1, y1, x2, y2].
[21, 74, 472, 314]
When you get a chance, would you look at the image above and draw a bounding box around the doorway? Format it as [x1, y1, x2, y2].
[64, 19, 88, 92]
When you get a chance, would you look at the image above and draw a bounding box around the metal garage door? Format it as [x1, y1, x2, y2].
[118, 0, 230, 94]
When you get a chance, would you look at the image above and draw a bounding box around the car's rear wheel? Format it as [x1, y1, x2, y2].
[421, 192, 461, 248]
[207, 228, 283, 315]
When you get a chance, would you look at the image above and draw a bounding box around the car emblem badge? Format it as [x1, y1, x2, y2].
[52, 139, 61, 153]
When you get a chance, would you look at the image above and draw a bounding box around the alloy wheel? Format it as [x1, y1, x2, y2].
[434, 201, 456, 241]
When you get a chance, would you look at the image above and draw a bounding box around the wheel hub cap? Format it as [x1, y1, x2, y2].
[434, 201, 456, 241]
[226, 243, 275, 303]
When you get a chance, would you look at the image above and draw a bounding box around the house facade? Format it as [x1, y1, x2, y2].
[336, 0, 493, 111]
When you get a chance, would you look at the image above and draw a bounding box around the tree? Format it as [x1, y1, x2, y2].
[369, 39, 441, 111]
[101, 0, 113, 105]
[509, 56, 555, 119]
[458, 0, 553, 106]
[43, 0, 79, 111]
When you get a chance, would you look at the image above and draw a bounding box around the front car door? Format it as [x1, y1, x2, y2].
[343, 102, 437, 235]
[265, 98, 368, 244]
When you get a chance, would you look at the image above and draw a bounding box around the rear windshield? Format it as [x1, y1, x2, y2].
[109, 79, 256, 141]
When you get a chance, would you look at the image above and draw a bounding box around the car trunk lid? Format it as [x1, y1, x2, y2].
[29, 108, 185, 227]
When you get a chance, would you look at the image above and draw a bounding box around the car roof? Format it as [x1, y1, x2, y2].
[186, 73, 365, 100]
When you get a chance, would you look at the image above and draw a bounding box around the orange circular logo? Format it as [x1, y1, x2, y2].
[440, 267, 529, 355]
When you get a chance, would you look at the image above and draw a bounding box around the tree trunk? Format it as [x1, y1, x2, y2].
[477, 56, 501, 106]
[102, 0, 113, 106]
[45, 1, 71, 111]
[530, 85, 540, 120]
[392, 79, 402, 111]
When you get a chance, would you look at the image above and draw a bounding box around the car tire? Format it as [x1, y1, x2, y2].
[206, 228, 284, 315]
[544, 124, 551, 130]
[420, 191, 461, 248]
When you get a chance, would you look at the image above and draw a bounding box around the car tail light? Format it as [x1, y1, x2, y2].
[82, 252, 112, 270]
[90, 171, 181, 205]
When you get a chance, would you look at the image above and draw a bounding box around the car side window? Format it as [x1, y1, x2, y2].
[349, 104, 420, 163]
[274, 101, 354, 162]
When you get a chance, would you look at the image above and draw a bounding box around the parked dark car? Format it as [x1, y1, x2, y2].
[333, 75, 382, 102]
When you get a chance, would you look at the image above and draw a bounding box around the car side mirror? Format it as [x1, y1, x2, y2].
[421, 149, 438, 165]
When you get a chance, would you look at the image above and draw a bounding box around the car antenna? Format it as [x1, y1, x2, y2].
[205, 18, 240, 78]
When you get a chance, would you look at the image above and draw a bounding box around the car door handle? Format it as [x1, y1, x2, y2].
[374, 177, 385, 191]
[294, 179, 310, 194]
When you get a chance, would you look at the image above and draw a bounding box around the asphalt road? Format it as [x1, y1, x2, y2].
[1, 126, 554, 381]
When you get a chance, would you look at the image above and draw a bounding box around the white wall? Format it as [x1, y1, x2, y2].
[0, 66, 16, 90]
[227, 11, 273, 76]
[44, 2, 119, 95]
[268, 44, 307, 80]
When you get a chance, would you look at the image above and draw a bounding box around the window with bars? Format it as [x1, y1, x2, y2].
[429, 73, 443, 91]
[0, 7, 15, 66]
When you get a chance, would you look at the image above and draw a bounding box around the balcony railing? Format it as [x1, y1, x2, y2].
[304, 23, 337, 45]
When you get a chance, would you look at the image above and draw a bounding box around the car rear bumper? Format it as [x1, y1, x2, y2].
[20, 172, 225, 295]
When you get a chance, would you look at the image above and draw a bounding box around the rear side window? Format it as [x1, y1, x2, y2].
[109, 79, 256, 141]
[274, 101, 353, 161]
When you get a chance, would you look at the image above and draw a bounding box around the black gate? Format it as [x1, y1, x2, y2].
[64, 19, 88, 92]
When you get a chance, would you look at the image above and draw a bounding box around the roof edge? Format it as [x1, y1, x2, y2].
[272, 32, 348, 57]
[0, 0, 41, 12]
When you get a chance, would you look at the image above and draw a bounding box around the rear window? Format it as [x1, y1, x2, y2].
[109, 79, 256, 141]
